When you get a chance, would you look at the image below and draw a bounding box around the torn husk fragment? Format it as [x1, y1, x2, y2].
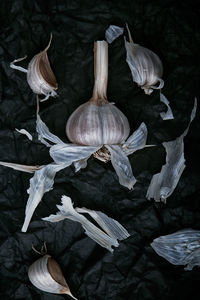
[125, 24, 164, 95]
[105, 25, 124, 44]
[0, 161, 43, 173]
[10, 34, 58, 101]
[159, 93, 174, 120]
[151, 229, 200, 270]
[43, 195, 130, 252]
[146, 98, 197, 202]
[15, 128, 33, 141]
[28, 254, 77, 299]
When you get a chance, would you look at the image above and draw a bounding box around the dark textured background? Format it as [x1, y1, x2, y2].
[0, 0, 200, 299]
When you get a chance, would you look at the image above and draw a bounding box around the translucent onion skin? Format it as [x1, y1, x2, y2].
[66, 101, 130, 146]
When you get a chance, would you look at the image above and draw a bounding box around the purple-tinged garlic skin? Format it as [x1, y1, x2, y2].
[66, 101, 130, 146]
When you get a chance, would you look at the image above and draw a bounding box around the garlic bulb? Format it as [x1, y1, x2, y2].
[125, 25, 164, 95]
[28, 254, 77, 299]
[66, 41, 130, 147]
[10, 34, 58, 101]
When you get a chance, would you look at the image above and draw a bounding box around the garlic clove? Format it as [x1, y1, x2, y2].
[28, 254, 77, 299]
[10, 34, 58, 101]
[27, 34, 58, 100]
[125, 24, 164, 95]
[37, 35, 58, 89]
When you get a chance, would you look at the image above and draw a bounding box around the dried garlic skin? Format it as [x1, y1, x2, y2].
[10, 34, 58, 101]
[125, 25, 164, 95]
[151, 229, 200, 270]
[28, 254, 77, 299]
[66, 40, 130, 146]
[43, 195, 130, 252]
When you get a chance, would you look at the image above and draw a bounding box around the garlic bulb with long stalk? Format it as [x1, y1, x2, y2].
[124, 24, 164, 95]
[66, 41, 130, 146]
[28, 245, 77, 299]
[10, 34, 58, 101]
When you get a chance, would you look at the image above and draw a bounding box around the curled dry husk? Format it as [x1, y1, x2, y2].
[15, 128, 33, 141]
[43, 195, 130, 252]
[146, 98, 197, 203]
[105, 25, 124, 43]
[10, 34, 58, 101]
[28, 254, 77, 299]
[151, 229, 200, 270]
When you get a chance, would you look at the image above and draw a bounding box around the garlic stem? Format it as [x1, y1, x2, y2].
[92, 41, 108, 102]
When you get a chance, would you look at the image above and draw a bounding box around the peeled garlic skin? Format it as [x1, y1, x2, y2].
[66, 101, 130, 146]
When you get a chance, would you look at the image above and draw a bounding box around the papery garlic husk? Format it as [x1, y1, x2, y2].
[28, 254, 77, 299]
[10, 34, 58, 101]
[151, 229, 200, 270]
[66, 40, 130, 150]
[125, 25, 164, 95]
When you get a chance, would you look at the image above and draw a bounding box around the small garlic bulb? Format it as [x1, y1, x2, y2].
[125, 25, 164, 95]
[66, 41, 130, 146]
[28, 254, 77, 299]
[10, 34, 58, 101]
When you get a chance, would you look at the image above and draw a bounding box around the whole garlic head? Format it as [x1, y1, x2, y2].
[66, 41, 130, 146]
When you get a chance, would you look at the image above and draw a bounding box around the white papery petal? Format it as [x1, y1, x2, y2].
[21, 163, 67, 232]
[50, 144, 100, 165]
[151, 229, 200, 270]
[122, 122, 148, 155]
[105, 25, 124, 43]
[160, 93, 174, 120]
[147, 98, 197, 202]
[43, 195, 129, 252]
[76, 207, 130, 240]
[106, 145, 136, 190]
[15, 128, 33, 141]
[36, 115, 64, 146]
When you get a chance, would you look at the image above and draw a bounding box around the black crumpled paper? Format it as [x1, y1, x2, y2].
[0, 1, 200, 299]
